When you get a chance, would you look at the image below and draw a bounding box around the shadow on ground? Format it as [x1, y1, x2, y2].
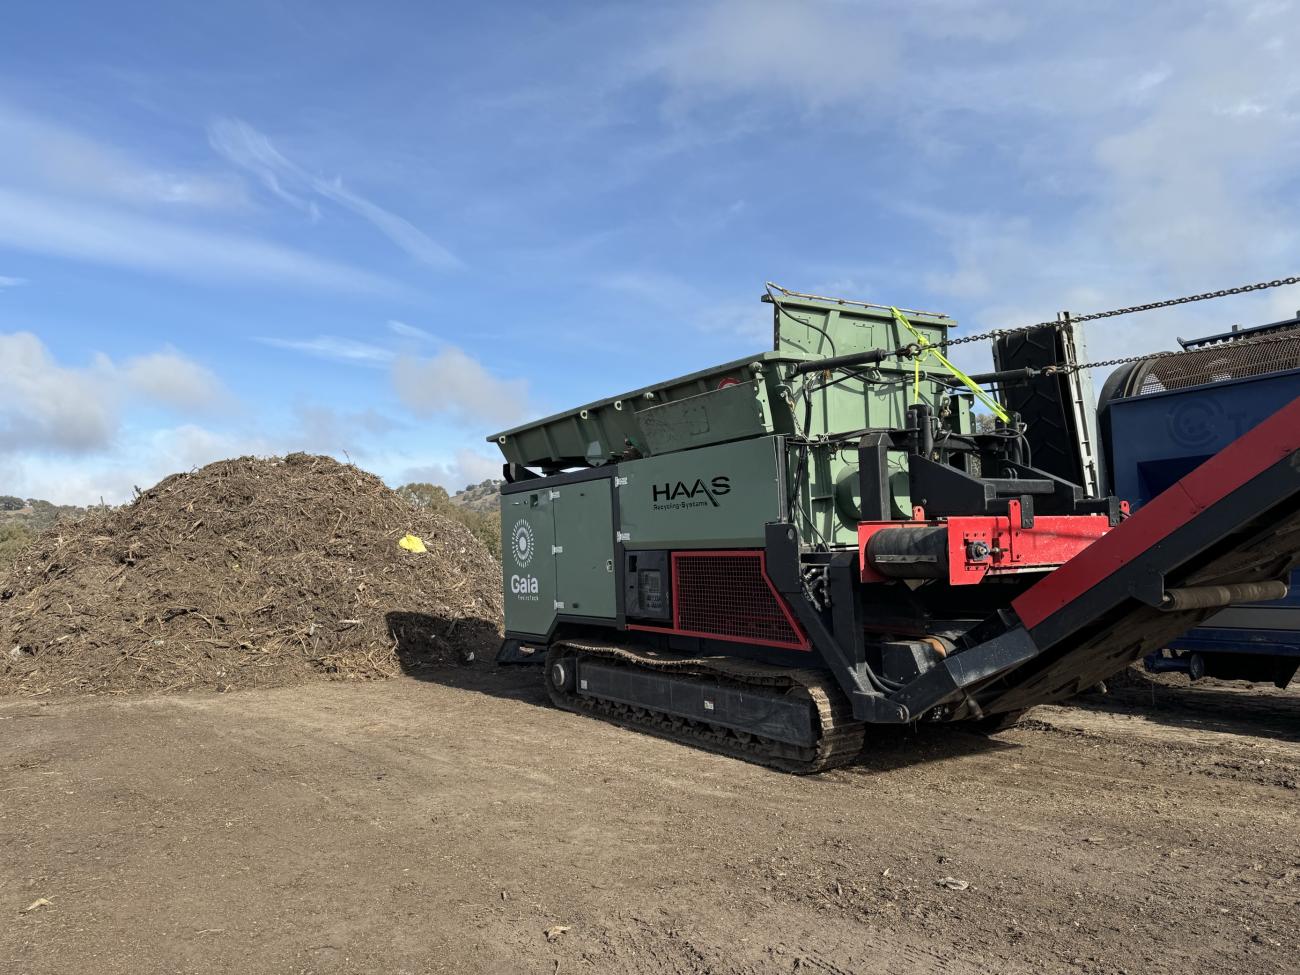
[386, 610, 503, 668]
[386, 609, 546, 703]
[845, 723, 1019, 774]
[1069, 673, 1300, 742]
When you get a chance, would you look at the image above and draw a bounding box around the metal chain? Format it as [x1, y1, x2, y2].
[944, 274, 1300, 347]
[774, 273, 1300, 378]
[1048, 327, 1300, 375]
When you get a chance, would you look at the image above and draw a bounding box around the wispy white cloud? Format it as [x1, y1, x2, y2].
[207, 119, 320, 218]
[388, 319, 432, 340]
[636, 1, 1300, 365]
[597, 270, 679, 303]
[904, 0, 1026, 43]
[0, 188, 393, 293]
[209, 117, 461, 271]
[598, 270, 769, 341]
[0, 276, 27, 289]
[255, 335, 395, 365]
[903, 3, 1300, 363]
[392, 345, 531, 428]
[0, 102, 248, 211]
[0, 105, 395, 293]
[642, 0, 897, 108]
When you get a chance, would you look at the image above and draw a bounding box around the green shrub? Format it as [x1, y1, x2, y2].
[0, 522, 31, 560]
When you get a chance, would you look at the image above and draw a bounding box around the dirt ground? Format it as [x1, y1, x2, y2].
[3, 668, 1298, 975]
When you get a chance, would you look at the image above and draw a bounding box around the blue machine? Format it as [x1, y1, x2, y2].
[1098, 315, 1300, 687]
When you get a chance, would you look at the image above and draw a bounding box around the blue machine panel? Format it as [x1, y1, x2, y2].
[1107, 366, 1300, 660]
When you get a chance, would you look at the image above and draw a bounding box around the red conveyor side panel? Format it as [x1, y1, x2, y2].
[1012, 396, 1300, 630]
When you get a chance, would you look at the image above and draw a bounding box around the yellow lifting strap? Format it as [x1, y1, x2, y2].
[889, 307, 1010, 423]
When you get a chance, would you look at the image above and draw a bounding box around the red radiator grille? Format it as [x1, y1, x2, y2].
[670, 550, 808, 651]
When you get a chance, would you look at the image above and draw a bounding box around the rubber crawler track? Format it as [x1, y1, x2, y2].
[545, 640, 866, 774]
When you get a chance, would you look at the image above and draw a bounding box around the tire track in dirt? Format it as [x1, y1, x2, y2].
[2, 670, 1297, 974]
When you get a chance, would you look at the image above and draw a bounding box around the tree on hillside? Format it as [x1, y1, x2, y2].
[396, 483, 450, 509]
[0, 495, 24, 511]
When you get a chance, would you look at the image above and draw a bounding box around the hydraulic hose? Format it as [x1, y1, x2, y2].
[789, 348, 890, 376]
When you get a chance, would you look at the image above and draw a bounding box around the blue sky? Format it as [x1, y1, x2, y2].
[3, 1, 1299, 503]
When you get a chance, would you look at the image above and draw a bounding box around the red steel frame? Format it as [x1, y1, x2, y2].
[627, 549, 811, 651]
[858, 499, 1122, 586]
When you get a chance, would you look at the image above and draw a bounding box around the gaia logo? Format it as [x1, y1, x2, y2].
[510, 519, 535, 568]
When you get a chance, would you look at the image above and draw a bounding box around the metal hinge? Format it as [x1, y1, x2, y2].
[551, 545, 563, 555]
[614, 476, 628, 487]
[616, 531, 631, 542]
[554, 600, 565, 610]
[548, 490, 561, 500]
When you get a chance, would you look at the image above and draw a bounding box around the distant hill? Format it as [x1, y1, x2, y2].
[0, 497, 91, 559]
[449, 479, 501, 514]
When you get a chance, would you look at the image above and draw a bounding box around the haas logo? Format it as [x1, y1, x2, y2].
[652, 475, 731, 507]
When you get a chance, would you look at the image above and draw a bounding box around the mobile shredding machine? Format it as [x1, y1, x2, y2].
[488, 286, 1300, 772]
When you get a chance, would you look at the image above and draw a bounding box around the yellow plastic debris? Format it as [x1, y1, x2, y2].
[398, 533, 427, 554]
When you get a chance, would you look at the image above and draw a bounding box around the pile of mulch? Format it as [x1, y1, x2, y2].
[0, 454, 503, 697]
